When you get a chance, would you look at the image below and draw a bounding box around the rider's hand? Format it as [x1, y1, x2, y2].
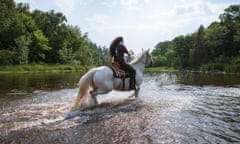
[128, 50, 134, 56]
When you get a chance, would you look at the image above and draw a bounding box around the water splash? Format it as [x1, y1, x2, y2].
[1, 72, 240, 144]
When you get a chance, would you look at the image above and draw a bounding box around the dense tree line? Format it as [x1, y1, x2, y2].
[0, 0, 109, 66]
[152, 5, 240, 73]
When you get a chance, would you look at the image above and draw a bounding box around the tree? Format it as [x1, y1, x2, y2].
[0, 0, 17, 49]
[172, 35, 193, 68]
[29, 30, 51, 63]
[13, 35, 31, 64]
[219, 5, 240, 57]
[151, 5, 240, 72]
[190, 25, 207, 68]
[31, 10, 67, 63]
[152, 41, 174, 66]
[0, 0, 110, 66]
[204, 22, 229, 58]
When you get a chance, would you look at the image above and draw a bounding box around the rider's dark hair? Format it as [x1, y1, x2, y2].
[110, 36, 123, 57]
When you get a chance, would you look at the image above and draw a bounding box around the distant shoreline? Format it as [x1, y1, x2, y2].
[0, 65, 239, 75]
[0, 64, 91, 73]
[144, 67, 240, 75]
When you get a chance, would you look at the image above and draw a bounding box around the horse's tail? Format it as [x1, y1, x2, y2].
[72, 68, 96, 109]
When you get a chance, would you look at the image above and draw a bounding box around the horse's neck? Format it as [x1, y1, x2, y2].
[131, 54, 145, 74]
[132, 62, 145, 73]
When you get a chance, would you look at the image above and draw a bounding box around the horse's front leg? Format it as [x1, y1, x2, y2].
[135, 87, 140, 98]
[129, 87, 140, 99]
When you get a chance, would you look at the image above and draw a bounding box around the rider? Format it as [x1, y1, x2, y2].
[109, 36, 136, 90]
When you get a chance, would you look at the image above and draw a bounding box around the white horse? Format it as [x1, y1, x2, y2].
[72, 49, 153, 109]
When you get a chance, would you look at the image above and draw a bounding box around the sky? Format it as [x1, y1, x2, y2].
[15, 0, 239, 53]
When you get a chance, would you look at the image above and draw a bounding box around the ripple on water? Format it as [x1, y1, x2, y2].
[0, 73, 240, 144]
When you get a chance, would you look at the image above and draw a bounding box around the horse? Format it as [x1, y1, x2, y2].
[72, 49, 153, 109]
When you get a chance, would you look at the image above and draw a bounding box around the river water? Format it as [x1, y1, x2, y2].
[0, 71, 239, 144]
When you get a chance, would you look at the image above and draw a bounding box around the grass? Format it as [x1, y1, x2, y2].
[0, 65, 176, 74]
[200, 63, 240, 74]
[0, 64, 92, 73]
[144, 66, 176, 73]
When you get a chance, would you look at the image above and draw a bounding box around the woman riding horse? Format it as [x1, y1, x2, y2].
[109, 36, 136, 90]
[72, 48, 152, 109]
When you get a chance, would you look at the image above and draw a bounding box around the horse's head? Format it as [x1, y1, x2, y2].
[143, 49, 153, 66]
[130, 49, 153, 66]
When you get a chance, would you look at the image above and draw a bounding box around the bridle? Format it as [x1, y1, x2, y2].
[143, 52, 152, 65]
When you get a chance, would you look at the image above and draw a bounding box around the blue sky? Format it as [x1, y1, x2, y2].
[15, 0, 239, 53]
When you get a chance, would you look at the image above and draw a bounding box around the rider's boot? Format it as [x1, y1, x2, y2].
[129, 77, 136, 90]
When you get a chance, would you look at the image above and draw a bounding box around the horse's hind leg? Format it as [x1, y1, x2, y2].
[90, 88, 98, 104]
[90, 88, 111, 104]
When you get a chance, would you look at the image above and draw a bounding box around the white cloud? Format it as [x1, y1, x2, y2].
[86, 14, 110, 29]
[13, 0, 237, 52]
[53, 0, 76, 15]
[102, 0, 118, 8]
[119, 0, 140, 10]
[84, 0, 234, 51]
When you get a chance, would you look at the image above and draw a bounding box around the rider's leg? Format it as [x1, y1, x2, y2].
[129, 73, 135, 90]
[124, 64, 136, 90]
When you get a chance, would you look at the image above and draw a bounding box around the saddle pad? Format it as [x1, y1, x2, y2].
[108, 63, 130, 78]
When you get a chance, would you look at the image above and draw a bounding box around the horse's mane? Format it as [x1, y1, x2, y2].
[130, 51, 146, 65]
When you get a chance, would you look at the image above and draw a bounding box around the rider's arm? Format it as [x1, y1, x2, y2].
[127, 51, 133, 56]
[120, 43, 131, 56]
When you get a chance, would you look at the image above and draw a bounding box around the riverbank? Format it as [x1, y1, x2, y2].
[0, 64, 91, 73]
[0, 65, 175, 73]
[144, 67, 176, 73]
[0, 65, 238, 75]
[144, 66, 240, 75]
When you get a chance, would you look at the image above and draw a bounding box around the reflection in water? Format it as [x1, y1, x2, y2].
[0, 72, 83, 100]
[0, 72, 240, 144]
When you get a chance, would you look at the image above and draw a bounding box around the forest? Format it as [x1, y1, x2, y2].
[1, 1, 239, 73]
[0, 0, 109, 66]
[151, 5, 240, 73]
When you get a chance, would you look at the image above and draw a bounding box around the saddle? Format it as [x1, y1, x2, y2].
[108, 62, 130, 90]
[108, 62, 130, 78]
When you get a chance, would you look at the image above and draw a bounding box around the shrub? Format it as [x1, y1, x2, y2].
[0, 50, 14, 65]
[200, 63, 224, 71]
[224, 64, 240, 73]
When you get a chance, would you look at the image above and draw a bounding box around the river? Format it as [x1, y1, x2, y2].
[0, 71, 239, 144]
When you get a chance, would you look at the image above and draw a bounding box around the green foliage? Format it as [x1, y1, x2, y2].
[204, 22, 229, 56]
[151, 41, 175, 66]
[13, 35, 31, 64]
[144, 67, 175, 73]
[0, 64, 90, 73]
[200, 63, 222, 71]
[231, 56, 240, 64]
[152, 4, 240, 73]
[0, 0, 108, 66]
[0, 0, 16, 34]
[30, 30, 50, 62]
[0, 50, 14, 65]
[224, 64, 240, 73]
